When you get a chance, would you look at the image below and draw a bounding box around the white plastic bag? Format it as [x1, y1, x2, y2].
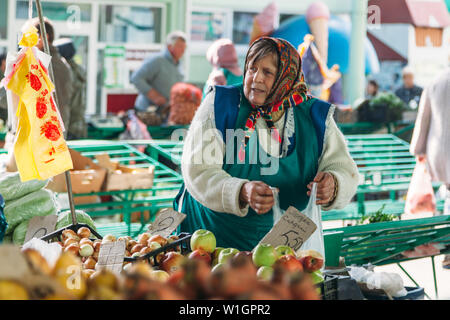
[298, 183, 325, 261]
[271, 187, 283, 224]
[404, 159, 436, 214]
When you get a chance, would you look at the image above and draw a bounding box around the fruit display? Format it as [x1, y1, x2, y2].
[0, 226, 329, 300]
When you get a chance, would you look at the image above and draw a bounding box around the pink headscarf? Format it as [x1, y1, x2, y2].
[206, 39, 242, 76]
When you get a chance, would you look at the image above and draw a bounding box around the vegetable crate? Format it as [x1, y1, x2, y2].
[124, 232, 191, 265]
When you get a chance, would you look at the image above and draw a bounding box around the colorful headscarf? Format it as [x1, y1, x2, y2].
[239, 37, 312, 161]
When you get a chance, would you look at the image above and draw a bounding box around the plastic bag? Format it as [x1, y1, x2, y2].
[348, 266, 407, 298]
[297, 183, 325, 261]
[168, 82, 202, 125]
[0, 172, 48, 201]
[405, 160, 436, 214]
[271, 187, 282, 224]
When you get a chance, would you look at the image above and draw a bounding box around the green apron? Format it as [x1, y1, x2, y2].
[176, 88, 320, 251]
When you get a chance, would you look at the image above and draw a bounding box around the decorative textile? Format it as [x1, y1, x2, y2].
[240, 37, 312, 161]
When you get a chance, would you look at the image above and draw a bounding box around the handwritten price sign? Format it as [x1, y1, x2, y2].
[257, 206, 317, 251]
[24, 214, 58, 244]
[148, 208, 186, 238]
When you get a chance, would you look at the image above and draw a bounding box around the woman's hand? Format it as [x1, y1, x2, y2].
[239, 181, 275, 214]
[307, 172, 337, 205]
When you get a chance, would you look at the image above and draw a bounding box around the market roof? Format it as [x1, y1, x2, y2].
[368, 0, 450, 28]
[367, 31, 408, 62]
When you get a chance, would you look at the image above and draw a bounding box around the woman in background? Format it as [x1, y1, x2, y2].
[202, 39, 244, 99]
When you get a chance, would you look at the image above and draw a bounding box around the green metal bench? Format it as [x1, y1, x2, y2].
[64, 140, 183, 237]
[146, 139, 183, 166]
[323, 215, 450, 298]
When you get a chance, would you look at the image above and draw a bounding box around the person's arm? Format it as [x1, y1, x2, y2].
[410, 87, 431, 156]
[181, 87, 250, 216]
[316, 106, 359, 210]
[130, 57, 166, 105]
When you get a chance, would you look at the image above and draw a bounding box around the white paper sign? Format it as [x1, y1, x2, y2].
[257, 206, 317, 251]
[97, 240, 126, 274]
[148, 208, 186, 238]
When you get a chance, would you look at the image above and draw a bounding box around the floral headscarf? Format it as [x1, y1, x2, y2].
[239, 37, 312, 161]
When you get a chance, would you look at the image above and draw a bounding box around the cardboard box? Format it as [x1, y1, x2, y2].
[47, 148, 107, 194]
[94, 153, 155, 191]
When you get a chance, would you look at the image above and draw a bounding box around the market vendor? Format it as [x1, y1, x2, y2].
[174, 37, 358, 251]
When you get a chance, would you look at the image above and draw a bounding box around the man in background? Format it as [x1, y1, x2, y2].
[395, 66, 423, 110]
[54, 38, 87, 139]
[130, 31, 187, 123]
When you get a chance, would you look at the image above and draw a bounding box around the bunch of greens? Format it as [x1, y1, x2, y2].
[359, 204, 399, 224]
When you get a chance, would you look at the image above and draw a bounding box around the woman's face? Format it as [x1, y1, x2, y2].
[244, 54, 278, 106]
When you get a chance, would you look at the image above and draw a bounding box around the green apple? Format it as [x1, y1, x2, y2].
[218, 248, 239, 264]
[310, 270, 324, 285]
[190, 229, 216, 253]
[212, 247, 225, 266]
[275, 245, 295, 258]
[211, 263, 226, 273]
[252, 244, 277, 267]
[256, 266, 274, 281]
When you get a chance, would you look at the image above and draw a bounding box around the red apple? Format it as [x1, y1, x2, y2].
[189, 249, 212, 265]
[160, 252, 185, 274]
[232, 251, 252, 262]
[275, 255, 304, 273]
[298, 250, 324, 272]
[190, 229, 216, 253]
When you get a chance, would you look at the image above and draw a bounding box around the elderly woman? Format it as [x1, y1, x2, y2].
[175, 37, 358, 251]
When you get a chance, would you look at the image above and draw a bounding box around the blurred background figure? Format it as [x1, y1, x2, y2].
[409, 67, 450, 268]
[202, 38, 243, 98]
[54, 38, 87, 140]
[365, 79, 379, 99]
[0, 53, 7, 124]
[395, 66, 423, 110]
[131, 31, 187, 124]
[30, 17, 73, 133]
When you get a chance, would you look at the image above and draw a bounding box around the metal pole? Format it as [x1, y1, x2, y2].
[431, 256, 439, 299]
[35, 0, 77, 225]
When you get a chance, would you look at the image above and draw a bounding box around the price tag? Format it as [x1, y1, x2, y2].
[256, 206, 317, 252]
[0, 245, 30, 280]
[97, 240, 126, 274]
[147, 208, 186, 238]
[24, 214, 58, 244]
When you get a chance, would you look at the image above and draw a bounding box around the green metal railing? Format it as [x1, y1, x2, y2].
[324, 215, 450, 298]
